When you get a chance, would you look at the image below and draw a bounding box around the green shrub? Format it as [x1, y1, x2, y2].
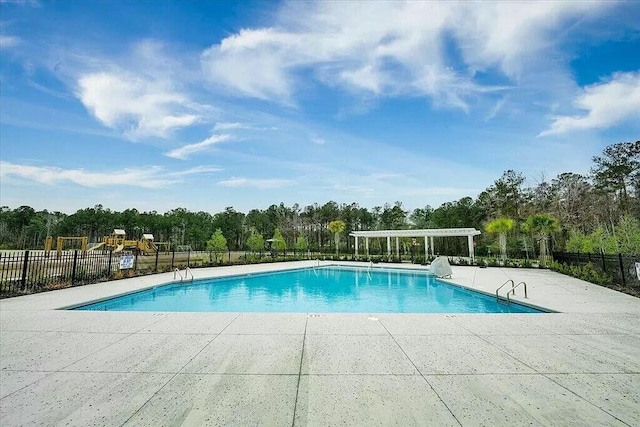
[504, 259, 517, 268]
[550, 261, 614, 287]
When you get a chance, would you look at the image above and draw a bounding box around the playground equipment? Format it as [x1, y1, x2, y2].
[44, 230, 170, 257]
[44, 236, 88, 258]
[101, 229, 170, 255]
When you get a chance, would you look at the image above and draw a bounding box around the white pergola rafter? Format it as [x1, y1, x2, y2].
[349, 228, 481, 260]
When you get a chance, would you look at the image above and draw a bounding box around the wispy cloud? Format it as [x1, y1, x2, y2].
[217, 177, 293, 189]
[0, 21, 21, 49]
[540, 71, 640, 136]
[485, 97, 506, 122]
[0, 161, 220, 188]
[44, 40, 214, 140]
[201, 1, 609, 109]
[0, 0, 40, 5]
[213, 122, 250, 131]
[310, 134, 325, 145]
[0, 34, 20, 49]
[165, 134, 232, 159]
[77, 71, 200, 139]
[331, 184, 374, 197]
[213, 121, 279, 132]
[398, 186, 482, 198]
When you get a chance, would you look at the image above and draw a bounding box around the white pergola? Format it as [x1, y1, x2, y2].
[349, 228, 481, 260]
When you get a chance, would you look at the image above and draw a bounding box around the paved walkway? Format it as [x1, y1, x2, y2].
[1, 261, 639, 426]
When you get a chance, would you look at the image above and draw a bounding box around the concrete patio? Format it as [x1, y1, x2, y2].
[1, 261, 639, 426]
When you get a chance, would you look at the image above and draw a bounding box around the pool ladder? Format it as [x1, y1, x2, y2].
[366, 261, 373, 279]
[495, 279, 527, 305]
[173, 267, 194, 283]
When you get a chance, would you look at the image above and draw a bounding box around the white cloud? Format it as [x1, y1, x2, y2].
[202, 1, 609, 108]
[310, 134, 325, 145]
[541, 71, 640, 136]
[213, 122, 250, 131]
[0, 0, 40, 5]
[165, 134, 231, 159]
[0, 35, 20, 48]
[332, 184, 374, 197]
[398, 186, 482, 198]
[0, 161, 219, 188]
[77, 72, 200, 139]
[217, 177, 292, 189]
[485, 97, 506, 122]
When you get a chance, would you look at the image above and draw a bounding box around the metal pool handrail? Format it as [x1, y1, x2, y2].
[173, 268, 184, 281]
[495, 279, 515, 303]
[506, 281, 528, 304]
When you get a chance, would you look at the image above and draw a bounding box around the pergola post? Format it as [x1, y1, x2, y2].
[430, 236, 435, 257]
[395, 237, 400, 261]
[468, 234, 474, 262]
[424, 236, 428, 259]
[365, 237, 369, 256]
[355, 236, 359, 258]
[386, 236, 391, 257]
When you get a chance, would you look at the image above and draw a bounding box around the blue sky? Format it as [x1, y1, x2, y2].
[1, 0, 639, 214]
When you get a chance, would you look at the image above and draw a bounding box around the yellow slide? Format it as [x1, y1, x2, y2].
[87, 242, 105, 251]
[114, 244, 124, 253]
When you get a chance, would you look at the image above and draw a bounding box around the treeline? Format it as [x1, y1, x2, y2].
[1, 141, 638, 256]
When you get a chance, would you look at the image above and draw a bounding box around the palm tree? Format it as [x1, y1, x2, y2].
[328, 220, 346, 257]
[485, 218, 515, 261]
[523, 214, 559, 267]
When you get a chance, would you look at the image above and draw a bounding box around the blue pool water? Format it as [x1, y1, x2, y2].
[75, 267, 542, 313]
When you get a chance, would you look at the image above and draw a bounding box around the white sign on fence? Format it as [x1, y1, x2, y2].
[636, 262, 640, 281]
[119, 255, 135, 270]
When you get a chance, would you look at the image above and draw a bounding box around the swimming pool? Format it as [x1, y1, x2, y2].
[74, 266, 542, 313]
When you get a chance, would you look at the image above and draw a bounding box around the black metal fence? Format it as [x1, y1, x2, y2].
[552, 251, 640, 288]
[1, 250, 115, 295]
[0, 249, 202, 297]
[0, 249, 323, 297]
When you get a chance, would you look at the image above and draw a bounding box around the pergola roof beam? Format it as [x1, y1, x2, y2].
[349, 228, 481, 238]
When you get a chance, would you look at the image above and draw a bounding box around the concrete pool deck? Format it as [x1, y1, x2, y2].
[1, 261, 639, 426]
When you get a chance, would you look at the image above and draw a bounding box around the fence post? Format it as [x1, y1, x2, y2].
[107, 251, 113, 278]
[600, 249, 606, 273]
[134, 251, 138, 272]
[618, 253, 626, 287]
[71, 250, 79, 286]
[228, 249, 231, 263]
[187, 249, 191, 267]
[171, 249, 175, 270]
[154, 249, 159, 272]
[20, 250, 30, 290]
